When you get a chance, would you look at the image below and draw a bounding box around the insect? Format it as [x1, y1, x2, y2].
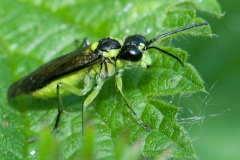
[8, 23, 208, 133]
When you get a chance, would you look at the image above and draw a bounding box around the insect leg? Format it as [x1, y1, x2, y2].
[115, 71, 151, 131]
[74, 38, 89, 49]
[53, 82, 86, 133]
[82, 76, 104, 135]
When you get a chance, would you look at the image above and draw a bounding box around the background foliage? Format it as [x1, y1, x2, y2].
[179, 0, 240, 160]
[0, 0, 232, 160]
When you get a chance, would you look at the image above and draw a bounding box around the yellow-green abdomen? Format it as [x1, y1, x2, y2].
[31, 68, 92, 98]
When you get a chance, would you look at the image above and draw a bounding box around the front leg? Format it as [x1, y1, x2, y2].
[115, 70, 151, 131]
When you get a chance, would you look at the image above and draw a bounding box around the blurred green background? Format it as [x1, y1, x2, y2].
[0, 0, 239, 159]
[179, 0, 240, 159]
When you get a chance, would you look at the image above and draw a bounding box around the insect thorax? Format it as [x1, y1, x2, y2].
[31, 36, 152, 98]
[91, 36, 152, 73]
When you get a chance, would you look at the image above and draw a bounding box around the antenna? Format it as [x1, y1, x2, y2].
[145, 23, 208, 67]
[147, 23, 208, 45]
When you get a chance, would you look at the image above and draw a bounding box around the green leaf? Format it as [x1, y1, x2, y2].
[0, 0, 221, 159]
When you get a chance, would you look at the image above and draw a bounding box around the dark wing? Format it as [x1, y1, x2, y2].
[8, 45, 103, 99]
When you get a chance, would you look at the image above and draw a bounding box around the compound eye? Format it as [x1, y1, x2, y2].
[125, 48, 142, 62]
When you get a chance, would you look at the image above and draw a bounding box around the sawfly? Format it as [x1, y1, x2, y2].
[8, 23, 208, 133]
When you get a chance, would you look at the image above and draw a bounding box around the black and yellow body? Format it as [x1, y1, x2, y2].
[7, 23, 208, 133]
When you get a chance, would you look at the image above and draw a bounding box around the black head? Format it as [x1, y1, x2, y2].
[119, 35, 147, 62]
[118, 23, 208, 66]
